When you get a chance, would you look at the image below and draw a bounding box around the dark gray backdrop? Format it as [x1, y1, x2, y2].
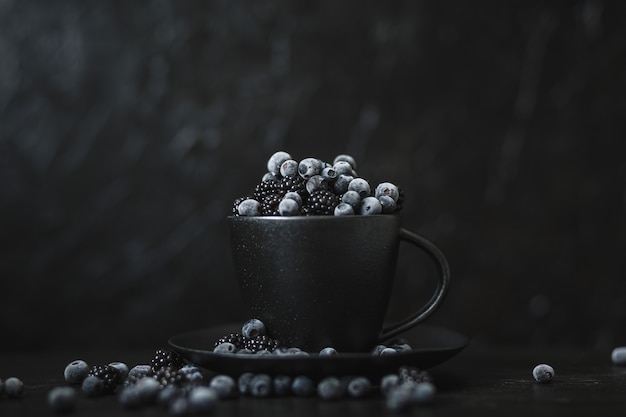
[1, 0, 624, 351]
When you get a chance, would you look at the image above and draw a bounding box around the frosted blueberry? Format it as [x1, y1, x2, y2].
[321, 166, 337, 180]
[255, 349, 273, 356]
[188, 386, 218, 413]
[291, 376, 315, 397]
[238, 372, 254, 395]
[385, 383, 414, 411]
[332, 160, 354, 176]
[280, 159, 299, 177]
[237, 198, 261, 216]
[319, 347, 339, 357]
[611, 346, 626, 365]
[157, 385, 184, 407]
[213, 342, 236, 354]
[348, 178, 371, 198]
[392, 342, 413, 353]
[64, 359, 90, 384]
[128, 364, 152, 380]
[371, 344, 387, 356]
[380, 347, 397, 356]
[334, 203, 354, 216]
[413, 381, 437, 404]
[347, 376, 371, 398]
[298, 158, 323, 179]
[118, 386, 143, 409]
[317, 377, 344, 400]
[341, 190, 361, 210]
[380, 374, 400, 395]
[236, 348, 254, 355]
[168, 397, 189, 416]
[532, 364, 555, 383]
[333, 174, 354, 194]
[135, 377, 161, 404]
[375, 182, 400, 202]
[267, 151, 292, 176]
[242, 318, 266, 338]
[48, 387, 77, 413]
[278, 198, 300, 216]
[262, 172, 279, 182]
[273, 375, 292, 396]
[4, 377, 24, 398]
[210, 375, 237, 398]
[179, 364, 204, 383]
[333, 154, 357, 170]
[379, 195, 397, 214]
[360, 196, 383, 215]
[82, 375, 104, 397]
[108, 362, 129, 379]
[306, 175, 327, 194]
[250, 374, 272, 397]
[283, 191, 302, 206]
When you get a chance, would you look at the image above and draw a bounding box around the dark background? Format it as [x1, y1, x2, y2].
[1, 0, 624, 352]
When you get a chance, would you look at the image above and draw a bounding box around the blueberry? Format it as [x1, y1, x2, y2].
[210, 375, 237, 398]
[379, 195, 397, 214]
[188, 386, 218, 413]
[134, 377, 161, 404]
[291, 376, 315, 397]
[236, 348, 254, 355]
[347, 376, 371, 398]
[317, 377, 344, 400]
[413, 381, 437, 404]
[371, 345, 387, 356]
[391, 342, 412, 352]
[348, 178, 371, 198]
[380, 347, 397, 356]
[82, 375, 104, 397]
[333, 154, 357, 170]
[108, 362, 129, 379]
[179, 364, 204, 383]
[385, 383, 414, 411]
[333, 174, 354, 194]
[611, 346, 626, 365]
[157, 384, 185, 408]
[280, 159, 299, 177]
[118, 386, 143, 409]
[262, 172, 279, 182]
[169, 397, 190, 416]
[298, 157, 323, 179]
[319, 347, 339, 357]
[237, 198, 261, 216]
[273, 375, 292, 396]
[334, 203, 354, 216]
[283, 191, 303, 206]
[48, 387, 77, 413]
[332, 160, 354, 176]
[238, 372, 254, 395]
[213, 342, 237, 354]
[64, 359, 90, 384]
[360, 196, 383, 215]
[375, 182, 400, 202]
[4, 377, 24, 398]
[306, 175, 327, 194]
[249, 374, 272, 397]
[242, 318, 266, 339]
[532, 364, 555, 383]
[380, 374, 400, 395]
[128, 364, 152, 380]
[279, 198, 300, 216]
[267, 151, 292, 176]
[321, 166, 337, 180]
[341, 190, 361, 210]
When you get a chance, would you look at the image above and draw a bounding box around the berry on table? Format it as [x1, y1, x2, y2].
[611, 346, 626, 365]
[48, 386, 77, 413]
[88, 364, 123, 394]
[291, 375, 315, 397]
[64, 359, 90, 384]
[532, 364, 555, 383]
[210, 375, 237, 398]
[187, 386, 219, 413]
[237, 372, 255, 395]
[273, 375, 292, 396]
[317, 376, 344, 400]
[347, 376, 372, 398]
[108, 362, 129, 379]
[249, 374, 272, 397]
[82, 375, 104, 397]
[241, 318, 267, 339]
[4, 377, 24, 398]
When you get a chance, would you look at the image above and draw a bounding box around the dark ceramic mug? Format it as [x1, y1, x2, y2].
[228, 215, 450, 352]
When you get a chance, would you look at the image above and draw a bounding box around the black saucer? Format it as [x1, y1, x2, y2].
[169, 324, 468, 379]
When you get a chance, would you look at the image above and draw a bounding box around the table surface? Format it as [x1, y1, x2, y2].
[1, 342, 625, 417]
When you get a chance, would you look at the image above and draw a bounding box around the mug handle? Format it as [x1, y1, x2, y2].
[378, 228, 451, 342]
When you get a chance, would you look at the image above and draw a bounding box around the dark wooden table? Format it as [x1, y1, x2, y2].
[2, 342, 625, 416]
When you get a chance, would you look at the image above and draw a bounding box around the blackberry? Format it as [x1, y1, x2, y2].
[151, 349, 185, 373]
[398, 366, 432, 384]
[232, 196, 254, 216]
[260, 193, 282, 216]
[303, 190, 340, 216]
[214, 333, 245, 350]
[153, 366, 185, 387]
[279, 174, 307, 197]
[253, 179, 280, 200]
[88, 365, 123, 394]
[244, 335, 279, 353]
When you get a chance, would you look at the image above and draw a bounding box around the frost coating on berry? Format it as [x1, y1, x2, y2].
[283, 191, 303, 206]
[82, 375, 104, 397]
[4, 377, 24, 398]
[48, 387, 77, 412]
[306, 175, 327, 194]
[213, 342, 236, 354]
[321, 166, 337, 180]
[64, 359, 90, 384]
[242, 318, 266, 338]
[280, 159, 299, 177]
[298, 157, 323, 179]
[333, 154, 357, 170]
[347, 376, 371, 398]
[379, 195, 397, 214]
[612, 346, 626, 365]
[334, 202, 354, 216]
[532, 364, 555, 383]
[237, 198, 261, 216]
[279, 198, 300, 216]
[292, 375, 315, 396]
[348, 177, 371, 197]
[333, 174, 354, 194]
[375, 182, 400, 201]
[250, 374, 272, 397]
[267, 151, 292, 175]
[319, 347, 339, 356]
[210, 375, 237, 398]
[360, 196, 383, 215]
[341, 190, 361, 209]
[317, 377, 344, 400]
[188, 386, 218, 413]
[332, 160, 354, 176]
[108, 362, 129, 379]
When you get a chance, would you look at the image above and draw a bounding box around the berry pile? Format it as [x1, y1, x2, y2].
[233, 151, 404, 216]
[213, 318, 282, 354]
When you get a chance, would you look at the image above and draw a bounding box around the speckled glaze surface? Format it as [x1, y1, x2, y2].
[228, 215, 450, 352]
